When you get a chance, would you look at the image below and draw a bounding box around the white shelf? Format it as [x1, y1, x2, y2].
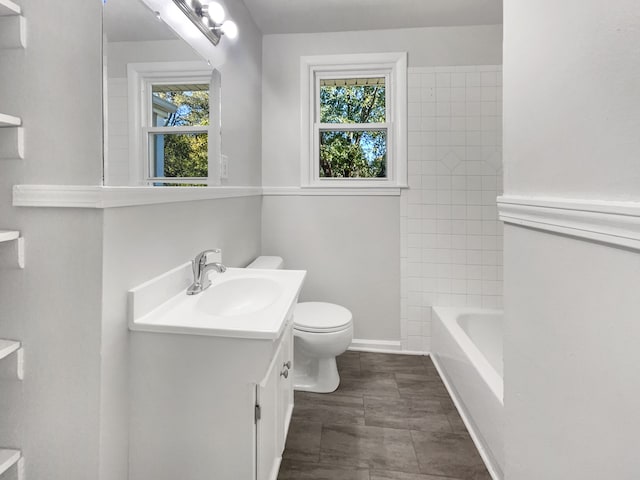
[0, 126, 23, 159]
[0, 339, 23, 380]
[0, 232, 24, 268]
[0, 113, 21, 127]
[0, 14, 26, 49]
[0, 230, 19, 243]
[0, 449, 20, 477]
[0, 0, 20, 16]
[0, 339, 20, 361]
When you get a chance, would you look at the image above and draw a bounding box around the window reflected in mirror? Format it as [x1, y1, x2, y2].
[102, 0, 221, 186]
[148, 84, 210, 182]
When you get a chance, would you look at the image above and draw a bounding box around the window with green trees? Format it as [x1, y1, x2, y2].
[148, 83, 210, 181]
[317, 77, 388, 179]
[302, 53, 407, 189]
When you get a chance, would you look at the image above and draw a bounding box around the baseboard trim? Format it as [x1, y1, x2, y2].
[348, 339, 427, 355]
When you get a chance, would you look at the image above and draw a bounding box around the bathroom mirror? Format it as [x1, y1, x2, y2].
[102, 0, 222, 186]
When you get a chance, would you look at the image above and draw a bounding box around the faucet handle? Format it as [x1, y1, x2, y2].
[195, 249, 222, 266]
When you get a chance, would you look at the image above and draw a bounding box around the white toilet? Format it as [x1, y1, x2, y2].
[247, 256, 353, 393]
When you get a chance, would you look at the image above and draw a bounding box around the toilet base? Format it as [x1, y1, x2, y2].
[293, 356, 340, 394]
[292, 321, 353, 394]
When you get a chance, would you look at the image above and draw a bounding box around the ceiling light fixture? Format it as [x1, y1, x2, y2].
[171, 0, 238, 46]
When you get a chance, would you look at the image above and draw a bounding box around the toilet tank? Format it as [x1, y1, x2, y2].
[246, 256, 284, 269]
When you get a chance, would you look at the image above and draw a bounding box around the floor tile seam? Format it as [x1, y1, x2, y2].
[363, 393, 446, 405]
[370, 469, 465, 480]
[319, 421, 414, 434]
[394, 374, 449, 383]
[317, 425, 420, 474]
[362, 422, 414, 433]
[409, 428, 475, 440]
[444, 414, 461, 432]
[396, 392, 452, 400]
[408, 428, 426, 478]
[364, 420, 459, 435]
[362, 398, 408, 430]
[282, 459, 371, 473]
[361, 369, 434, 375]
[292, 404, 366, 412]
[299, 396, 366, 407]
[314, 456, 423, 476]
[355, 417, 415, 433]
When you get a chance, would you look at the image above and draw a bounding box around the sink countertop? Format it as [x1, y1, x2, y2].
[129, 267, 307, 340]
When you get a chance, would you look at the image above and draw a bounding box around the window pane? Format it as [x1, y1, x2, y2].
[319, 130, 387, 178]
[320, 77, 385, 124]
[152, 84, 209, 127]
[149, 132, 208, 178]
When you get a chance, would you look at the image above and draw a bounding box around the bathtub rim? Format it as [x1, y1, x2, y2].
[432, 306, 504, 404]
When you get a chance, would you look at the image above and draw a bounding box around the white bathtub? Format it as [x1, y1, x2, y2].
[431, 307, 504, 479]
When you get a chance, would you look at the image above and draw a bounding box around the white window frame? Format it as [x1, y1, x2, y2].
[300, 52, 408, 191]
[127, 61, 221, 186]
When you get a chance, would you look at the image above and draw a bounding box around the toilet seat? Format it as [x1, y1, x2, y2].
[293, 302, 352, 333]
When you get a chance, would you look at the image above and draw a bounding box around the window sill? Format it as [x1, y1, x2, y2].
[263, 185, 405, 196]
[13, 185, 262, 209]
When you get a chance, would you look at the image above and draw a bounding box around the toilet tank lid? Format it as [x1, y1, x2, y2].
[246, 256, 284, 269]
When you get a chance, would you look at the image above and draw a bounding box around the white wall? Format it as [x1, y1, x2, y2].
[503, 1, 640, 200]
[503, 227, 640, 479]
[261, 25, 502, 343]
[0, 1, 104, 186]
[0, 1, 104, 480]
[262, 196, 400, 340]
[503, 0, 640, 478]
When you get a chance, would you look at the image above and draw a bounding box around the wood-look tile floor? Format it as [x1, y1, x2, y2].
[277, 351, 491, 480]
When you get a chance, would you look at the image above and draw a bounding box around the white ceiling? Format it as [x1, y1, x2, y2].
[102, 0, 503, 42]
[241, 0, 503, 35]
[103, 0, 177, 42]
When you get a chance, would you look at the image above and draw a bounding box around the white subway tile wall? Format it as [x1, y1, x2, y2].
[400, 65, 503, 352]
[105, 78, 130, 185]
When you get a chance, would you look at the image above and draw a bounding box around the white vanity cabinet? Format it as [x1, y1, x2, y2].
[256, 322, 294, 480]
[128, 264, 305, 480]
[129, 316, 296, 480]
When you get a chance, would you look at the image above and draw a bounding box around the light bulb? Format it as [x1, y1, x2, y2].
[205, 1, 225, 24]
[221, 20, 238, 39]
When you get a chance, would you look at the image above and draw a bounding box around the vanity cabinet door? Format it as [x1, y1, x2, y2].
[256, 322, 294, 480]
[256, 333, 286, 480]
[277, 323, 294, 450]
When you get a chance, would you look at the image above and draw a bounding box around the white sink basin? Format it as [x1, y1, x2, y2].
[196, 277, 283, 316]
[128, 266, 307, 339]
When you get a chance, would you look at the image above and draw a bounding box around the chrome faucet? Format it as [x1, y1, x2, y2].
[187, 249, 227, 295]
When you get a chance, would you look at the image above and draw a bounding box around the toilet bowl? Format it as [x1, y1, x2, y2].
[246, 256, 353, 393]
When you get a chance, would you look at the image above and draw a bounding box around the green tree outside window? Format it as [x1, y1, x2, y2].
[319, 78, 387, 178]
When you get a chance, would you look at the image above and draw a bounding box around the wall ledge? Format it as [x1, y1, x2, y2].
[13, 184, 401, 207]
[497, 195, 640, 251]
[12, 185, 263, 208]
